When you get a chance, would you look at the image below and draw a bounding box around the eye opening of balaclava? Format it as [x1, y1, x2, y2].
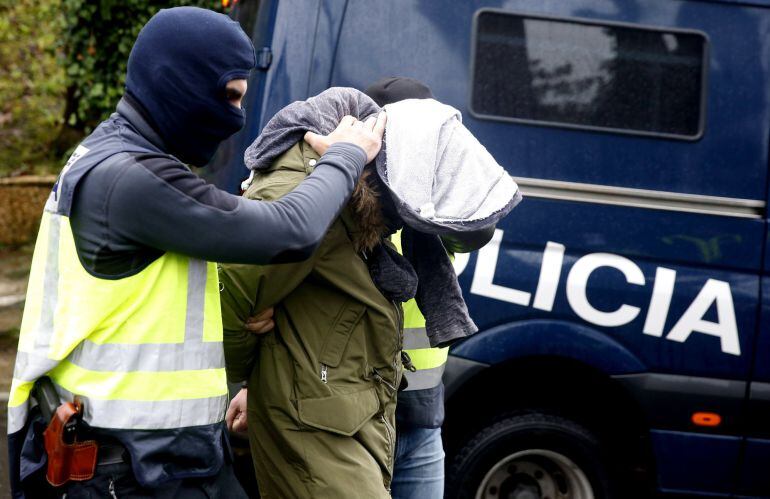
[125, 6, 256, 166]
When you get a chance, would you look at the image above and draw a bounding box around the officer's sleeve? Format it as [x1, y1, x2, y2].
[107, 143, 366, 265]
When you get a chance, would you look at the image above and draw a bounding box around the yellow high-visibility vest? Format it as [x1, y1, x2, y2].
[391, 231, 449, 391]
[8, 201, 227, 434]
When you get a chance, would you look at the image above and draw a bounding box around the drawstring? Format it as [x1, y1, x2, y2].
[240, 170, 255, 192]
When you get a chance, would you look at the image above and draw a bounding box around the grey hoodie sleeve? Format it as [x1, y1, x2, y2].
[107, 143, 366, 264]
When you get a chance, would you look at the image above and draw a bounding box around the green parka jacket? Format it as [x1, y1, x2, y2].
[220, 140, 403, 498]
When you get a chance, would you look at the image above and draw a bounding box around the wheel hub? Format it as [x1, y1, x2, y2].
[475, 449, 594, 499]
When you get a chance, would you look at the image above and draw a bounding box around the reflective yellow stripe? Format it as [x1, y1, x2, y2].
[8, 379, 33, 408]
[404, 347, 449, 370]
[49, 361, 227, 401]
[393, 229, 452, 376]
[391, 230, 404, 253]
[402, 300, 426, 329]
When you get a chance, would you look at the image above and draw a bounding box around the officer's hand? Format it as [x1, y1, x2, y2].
[304, 112, 387, 163]
[226, 388, 248, 433]
[245, 307, 274, 335]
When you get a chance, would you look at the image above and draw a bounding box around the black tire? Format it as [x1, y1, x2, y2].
[446, 412, 615, 499]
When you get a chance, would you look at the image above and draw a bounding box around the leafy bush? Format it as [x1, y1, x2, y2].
[0, 0, 225, 177]
[0, 0, 66, 177]
[60, 0, 224, 134]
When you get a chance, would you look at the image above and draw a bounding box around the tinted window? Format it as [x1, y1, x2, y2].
[471, 11, 707, 139]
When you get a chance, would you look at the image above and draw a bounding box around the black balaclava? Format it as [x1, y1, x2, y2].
[125, 7, 256, 166]
[364, 76, 434, 108]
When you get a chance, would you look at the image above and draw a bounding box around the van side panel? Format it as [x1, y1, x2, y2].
[328, 0, 765, 379]
[257, 1, 324, 130]
[282, 0, 770, 495]
[651, 431, 740, 495]
[451, 213, 758, 378]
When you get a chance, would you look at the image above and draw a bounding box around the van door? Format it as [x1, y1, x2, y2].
[208, 0, 277, 192]
[736, 176, 770, 497]
[738, 292, 770, 495]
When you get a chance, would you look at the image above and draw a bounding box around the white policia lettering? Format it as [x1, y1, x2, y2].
[455, 229, 741, 356]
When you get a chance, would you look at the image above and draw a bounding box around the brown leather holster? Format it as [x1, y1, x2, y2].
[42, 400, 98, 486]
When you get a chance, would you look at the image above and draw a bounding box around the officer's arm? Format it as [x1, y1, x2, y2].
[107, 143, 366, 265]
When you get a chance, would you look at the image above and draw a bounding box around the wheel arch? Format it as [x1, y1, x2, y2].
[443, 320, 656, 492]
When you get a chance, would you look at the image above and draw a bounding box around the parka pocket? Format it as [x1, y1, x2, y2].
[318, 300, 366, 368]
[297, 387, 379, 437]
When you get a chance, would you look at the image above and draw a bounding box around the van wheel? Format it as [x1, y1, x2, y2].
[446, 412, 613, 499]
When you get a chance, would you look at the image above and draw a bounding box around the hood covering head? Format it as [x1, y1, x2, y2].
[245, 87, 520, 235]
[364, 76, 434, 106]
[126, 7, 256, 166]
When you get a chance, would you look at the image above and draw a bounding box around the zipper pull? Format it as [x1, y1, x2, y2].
[401, 351, 417, 372]
[371, 368, 397, 393]
[320, 364, 328, 384]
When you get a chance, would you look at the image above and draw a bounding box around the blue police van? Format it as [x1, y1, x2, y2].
[215, 1, 770, 497]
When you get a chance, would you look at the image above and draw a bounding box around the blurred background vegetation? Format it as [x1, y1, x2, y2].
[0, 0, 224, 178]
[0, 0, 65, 177]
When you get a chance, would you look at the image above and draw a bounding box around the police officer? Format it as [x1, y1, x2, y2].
[7, 7, 383, 498]
[363, 77, 494, 499]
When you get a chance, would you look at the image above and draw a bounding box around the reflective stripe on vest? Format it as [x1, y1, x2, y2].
[396, 238, 450, 392]
[402, 326, 449, 392]
[8, 203, 227, 434]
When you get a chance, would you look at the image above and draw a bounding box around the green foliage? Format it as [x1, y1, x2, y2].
[60, 0, 224, 132]
[0, 0, 66, 177]
[0, 0, 226, 177]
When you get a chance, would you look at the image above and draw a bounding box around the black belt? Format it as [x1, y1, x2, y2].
[96, 442, 127, 465]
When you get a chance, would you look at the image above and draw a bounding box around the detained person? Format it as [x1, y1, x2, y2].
[221, 86, 520, 498]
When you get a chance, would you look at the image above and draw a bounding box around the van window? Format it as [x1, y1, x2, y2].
[471, 11, 707, 139]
